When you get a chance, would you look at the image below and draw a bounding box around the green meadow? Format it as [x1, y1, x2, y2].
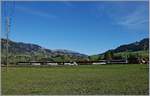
[2, 64, 149, 95]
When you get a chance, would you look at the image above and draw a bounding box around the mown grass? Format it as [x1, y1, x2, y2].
[1, 64, 149, 95]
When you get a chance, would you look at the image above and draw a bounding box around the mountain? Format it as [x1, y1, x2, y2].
[1, 38, 89, 64]
[1, 38, 48, 54]
[112, 38, 149, 53]
[52, 49, 87, 57]
[89, 38, 149, 61]
[102, 38, 149, 54]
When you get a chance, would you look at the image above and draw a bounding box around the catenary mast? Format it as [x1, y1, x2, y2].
[4, 1, 15, 70]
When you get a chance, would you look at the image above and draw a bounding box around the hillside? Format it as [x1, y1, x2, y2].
[113, 38, 149, 53]
[90, 38, 149, 61]
[1, 38, 89, 64]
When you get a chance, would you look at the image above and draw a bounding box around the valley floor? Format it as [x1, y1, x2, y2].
[1, 64, 149, 95]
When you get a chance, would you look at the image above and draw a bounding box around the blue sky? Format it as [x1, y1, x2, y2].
[1, 1, 149, 55]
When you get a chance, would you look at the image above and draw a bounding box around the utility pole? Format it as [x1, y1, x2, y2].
[6, 16, 10, 71]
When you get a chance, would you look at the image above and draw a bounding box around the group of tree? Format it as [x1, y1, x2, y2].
[90, 50, 149, 64]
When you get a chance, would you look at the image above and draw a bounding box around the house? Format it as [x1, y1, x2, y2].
[92, 62, 106, 65]
[32, 62, 41, 66]
[17, 61, 41, 66]
[92, 60, 106, 65]
[64, 62, 78, 66]
[107, 59, 128, 64]
[47, 63, 58, 66]
[73, 62, 78, 66]
[17, 62, 31, 66]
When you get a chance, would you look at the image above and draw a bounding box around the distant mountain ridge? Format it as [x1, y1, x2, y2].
[1, 38, 86, 55]
[1, 38, 149, 56]
[101, 38, 149, 55]
[1, 38, 89, 63]
[89, 38, 149, 61]
[1, 38, 149, 64]
[112, 38, 149, 53]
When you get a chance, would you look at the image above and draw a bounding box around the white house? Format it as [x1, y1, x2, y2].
[64, 62, 78, 66]
[73, 62, 78, 66]
[47, 63, 58, 66]
[32, 63, 41, 66]
[92, 62, 106, 65]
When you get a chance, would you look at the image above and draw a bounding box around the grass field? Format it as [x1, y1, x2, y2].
[2, 64, 149, 95]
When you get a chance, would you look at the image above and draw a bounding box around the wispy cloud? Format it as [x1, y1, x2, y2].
[96, 2, 148, 32]
[16, 6, 57, 19]
[115, 5, 149, 31]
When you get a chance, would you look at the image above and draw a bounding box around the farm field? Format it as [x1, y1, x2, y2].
[1, 64, 149, 95]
